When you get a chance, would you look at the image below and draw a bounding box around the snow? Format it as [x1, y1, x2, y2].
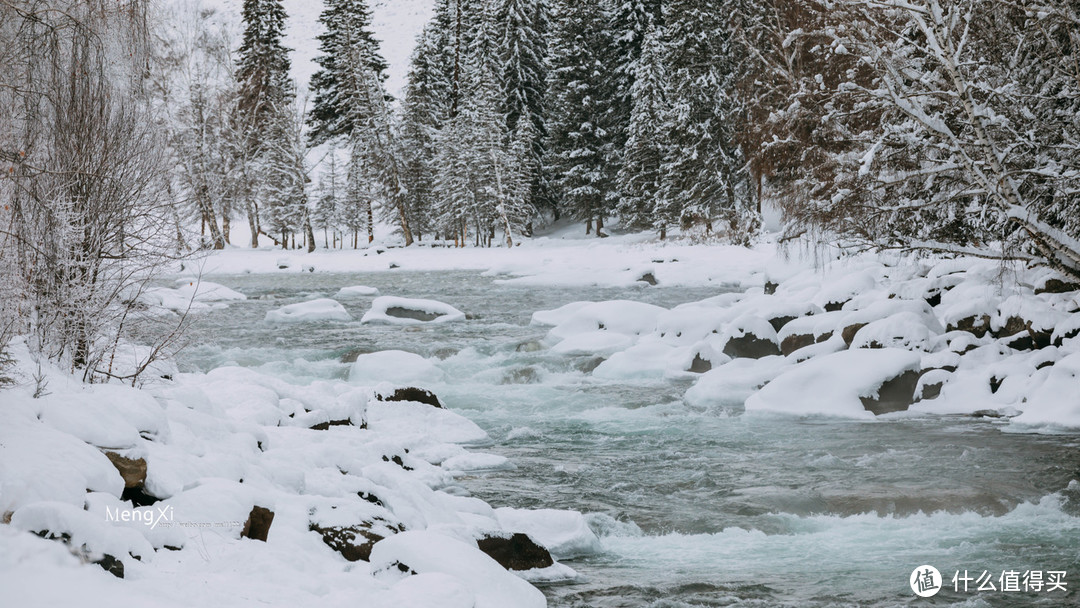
[265, 298, 352, 323]
[336, 285, 380, 297]
[349, 351, 446, 386]
[745, 349, 922, 418]
[369, 531, 546, 608]
[361, 296, 466, 325]
[493, 508, 602, 560]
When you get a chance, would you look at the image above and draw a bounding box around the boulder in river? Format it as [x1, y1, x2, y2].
[476, 533, 554, 571]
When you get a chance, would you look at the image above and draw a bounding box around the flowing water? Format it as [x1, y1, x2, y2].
[174, 270, 1080, 607]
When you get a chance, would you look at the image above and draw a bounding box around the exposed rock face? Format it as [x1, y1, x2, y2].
[768, 315, 796, 333]
[841, 323, 867, 346]
[309, 419, 355, 431]
[637, 272, 658, 286]
[96, 554, 125, 579]
[104, 452, 146, 489]
[688, 353, 712, 373]
[310, 523, 390, 562]
[241, 506, 275, 542]
[947, 314, 991, 338]
[515, 341, 543, 353]
[722, 333, 780, 359]
[764, 280, 779, 295]
[477, 533, 554, 571]
[376, 387, 443, 409]
[860, 370, 920, 415]
[104, 451, 159, 507]
[1035, 278, 1080, 295]
[385, 307, 440, 322]
[780, 333, 816, 356]
[824, 300, 848, 312]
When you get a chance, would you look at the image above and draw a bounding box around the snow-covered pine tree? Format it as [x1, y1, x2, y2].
[615, 20, 671, 236]
[400, 24, 453, 242]
[312, 146, 344, 248]
[660, 0, 756, 243]
[307, 0, 388, 145]
[546, 0, 618, 235]
[496, 0, 550, 214]
[235, 0, 294, 248]
[259, 99, 312, 251]
[605, 0, 663, 214]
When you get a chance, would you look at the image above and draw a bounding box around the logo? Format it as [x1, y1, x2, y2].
[911, 565, 942, 597]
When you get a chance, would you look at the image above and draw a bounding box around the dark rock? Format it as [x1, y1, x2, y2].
[780, 333, 816, 356]
[947, 314, 991, 338]
[1036, 359, 1055, 370]
[688, 353, 712, 373]
[920, 381, 944, 401]
[1055, 326, 1080, 347]
[841, 323, 867, 346]
[309, 419, 354, 431]
[722, 334, 780, 359]
[1035, 278, 1080, 295]
[358, 491, 384, 507]
[121, 486, 160, 508]
[989, 376, 1003, 394]
[994, 316, 1029, 339]
[860, 369, 919, 415]
[972, 409, 1005, 418]
[824, 300, 848, 313]
[385, 307, 440, 322]
[637, 272, 657, 286]
[241, 506, 274, 542]
[768, 315, 796, 333]
[95, 554, 124, 578]
[476, 533, 554, 571]
[816, 332, 834, 343]
[376, 387, 443, 408]
[764, 280, 779, 295]
[433, 347, 459, 360]
[924, 291, 942, 307]
[388, 263, 400, 269]
[382, 454, 413, 470]
[310, 523, 387, 562]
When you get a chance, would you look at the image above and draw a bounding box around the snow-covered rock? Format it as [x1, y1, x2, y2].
[264, 298, 352, 323]
[362, 296, 465, 325]
[349, 351, 445, 386]
[745, 349, 922, 418]
[335, 285, 380, 297]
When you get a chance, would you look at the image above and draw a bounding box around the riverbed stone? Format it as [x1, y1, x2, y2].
[476, 533, 554, 571]
[860, 369, 919, 415]
[376, 386, 443, 408]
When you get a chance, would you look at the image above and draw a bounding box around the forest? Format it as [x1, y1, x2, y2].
[1, 0, 1079, 376]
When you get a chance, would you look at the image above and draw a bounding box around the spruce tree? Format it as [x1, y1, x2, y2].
[307, 0, 388, 145]
[616, 21, 671, 236]
[496, 0, 550, 214]
[546, 0, 618, 234]
[234, 0, 294, 247]
[660, 0, 753, 241]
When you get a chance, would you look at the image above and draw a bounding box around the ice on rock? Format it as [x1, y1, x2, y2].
[349, 350, 446, 386]
[362, 296, 465, 325]
[441, 453, 514, 472]
[370, 531, 546, 608]
[264, 298, 352, 323]
[745, 349, 921, 418]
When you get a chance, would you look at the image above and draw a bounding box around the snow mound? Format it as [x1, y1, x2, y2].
[349, 350, 446, 386]
[362, 296, 465, 325]
[264, 298, 352, 323]
[335, 285, 380, 297]
[369, 531, 546, 608]
[745, 349, 921, 418]
[1011, 352, 1080, 429]
[493, 507, 602, 559]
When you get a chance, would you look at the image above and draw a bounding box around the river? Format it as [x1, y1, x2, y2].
[175, 270, 1080, 607]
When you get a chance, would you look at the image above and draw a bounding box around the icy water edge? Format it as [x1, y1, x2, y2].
[172, 270, 1080, 608]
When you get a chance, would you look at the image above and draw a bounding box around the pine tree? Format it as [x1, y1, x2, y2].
[307, 0, 388, 145]
[546, 0, 618, 234]
[496, 0, 551, 215]
[260, 100, 311, 250]
[660, 0, 755, 242]
[616, 21, 671, 236]
[234, 0, 294, 248]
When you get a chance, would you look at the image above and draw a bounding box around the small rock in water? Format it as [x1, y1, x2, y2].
[385, 306, 441, 322]
[688, 353, 712, 373]
[515, 341, 543, 353]
[377, 386, 444, 408]
[502, 366, 541, 384]
[637, 272, 658, 286]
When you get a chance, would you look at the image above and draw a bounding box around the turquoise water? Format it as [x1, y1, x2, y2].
[176, 270, 1080, 607]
